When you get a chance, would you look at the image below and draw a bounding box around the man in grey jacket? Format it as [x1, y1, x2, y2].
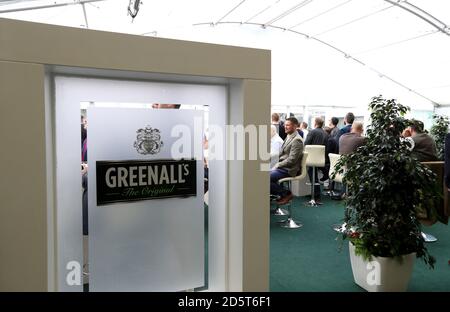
[271, 117, 304, 205]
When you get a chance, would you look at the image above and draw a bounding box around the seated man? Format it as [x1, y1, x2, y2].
[409, 119, 438, 162]
[270, 117, 304, 205]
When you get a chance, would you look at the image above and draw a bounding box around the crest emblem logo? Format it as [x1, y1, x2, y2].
[134, 125, 163, 155]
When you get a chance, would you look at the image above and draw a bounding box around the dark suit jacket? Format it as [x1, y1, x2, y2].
[336, 124, 352, 144]
[275, 132, 304, 177]
[304, 127, 328, 146]
[325, 137, 339, 164]
[412, 133, 438, 162]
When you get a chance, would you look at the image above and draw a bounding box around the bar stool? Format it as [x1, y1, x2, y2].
[304, 145, 325, 206]
[421, 232, 437, 243]
[271, 192, 288, 216]
[276, 152, 309, 228]
[329, 153, 343, 179]
[329, 153, 345, 194]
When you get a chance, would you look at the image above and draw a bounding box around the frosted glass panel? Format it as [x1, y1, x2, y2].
[55, 76, 226, 291]
[87, 107, 204, 291]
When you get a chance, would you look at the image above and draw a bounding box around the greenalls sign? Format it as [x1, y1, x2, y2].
[96, 159, 197, 206]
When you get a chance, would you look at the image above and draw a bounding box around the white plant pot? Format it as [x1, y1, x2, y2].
[349, 242, 416, 292]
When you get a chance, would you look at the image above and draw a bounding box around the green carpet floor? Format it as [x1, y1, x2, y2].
[270, 196, 450, 292]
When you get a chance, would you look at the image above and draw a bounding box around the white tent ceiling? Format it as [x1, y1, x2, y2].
[1, 0, 449, 111]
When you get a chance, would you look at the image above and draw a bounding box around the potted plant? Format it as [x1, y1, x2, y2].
[334, 96, 437, 292]
[430, 114, 450, 160]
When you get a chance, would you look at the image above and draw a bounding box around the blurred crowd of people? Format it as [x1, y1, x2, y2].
[270, 112, 438, 204]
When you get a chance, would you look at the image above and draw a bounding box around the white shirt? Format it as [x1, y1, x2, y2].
[270, 133, 284, 168]
[271, 133, 284, 155]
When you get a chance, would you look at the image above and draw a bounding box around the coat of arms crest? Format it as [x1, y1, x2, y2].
[134, 125, 163, 155]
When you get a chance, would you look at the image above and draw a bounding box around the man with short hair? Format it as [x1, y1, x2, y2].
[271, 117, 304, 205]
[329, 117, 340, 139]
[300, 121, 309, 141]
[342, 112, 355, 134]
[272, 112, 287, 140]
[409, 120, 438, 162]
[305, 117, 328, 146]
[339, 121, 366, 155]
[334, 121, 366, 200]
[336, 112, 355, 144]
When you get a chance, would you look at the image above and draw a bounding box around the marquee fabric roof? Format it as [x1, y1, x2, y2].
[1, 0, 449, 110]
